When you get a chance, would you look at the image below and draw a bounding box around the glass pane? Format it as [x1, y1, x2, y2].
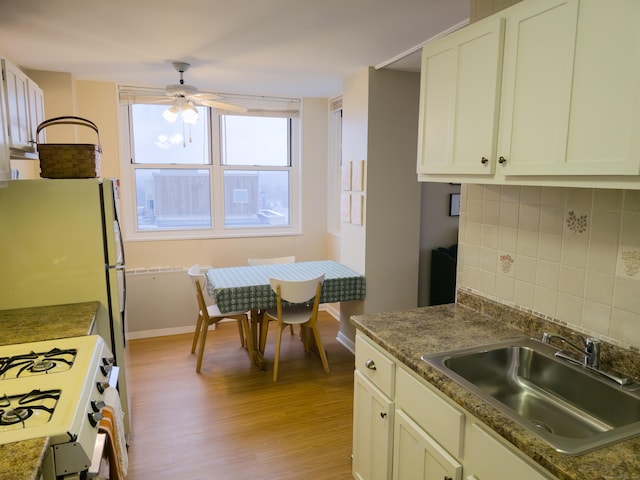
[131, 104, 209, 164]
[135, 169, 211, 230]
[223, 170, 289, 227]
[221, 116, 289, 166]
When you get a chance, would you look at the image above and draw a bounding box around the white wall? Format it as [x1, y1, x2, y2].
[339, 67, 422, 346]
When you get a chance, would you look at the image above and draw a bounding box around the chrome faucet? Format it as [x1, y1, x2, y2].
[541, 332, 600, 368]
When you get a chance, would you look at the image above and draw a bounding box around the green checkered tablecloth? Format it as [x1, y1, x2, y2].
[205, 260, 366, 313]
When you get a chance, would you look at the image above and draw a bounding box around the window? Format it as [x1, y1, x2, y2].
[119, 90, 301, 239]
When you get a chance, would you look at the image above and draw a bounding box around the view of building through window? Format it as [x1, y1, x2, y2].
[129, 104, 292, 232]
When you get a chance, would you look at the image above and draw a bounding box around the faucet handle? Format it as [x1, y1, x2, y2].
[541, 332, 551, 343]
[585, 338, 601, 368]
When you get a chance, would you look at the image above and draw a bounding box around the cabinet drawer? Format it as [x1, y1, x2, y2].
[396, 367, 464, 458]
[466, 422, 553, 480]
[355, 333, 395, 398]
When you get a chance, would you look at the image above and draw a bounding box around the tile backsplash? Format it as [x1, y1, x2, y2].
[457, 184, 640, 349]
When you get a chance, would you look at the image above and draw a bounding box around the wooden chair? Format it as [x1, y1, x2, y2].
[264, 274, 330, 382]
[187, 264, 248, 373]
[247, 256, 296, 336]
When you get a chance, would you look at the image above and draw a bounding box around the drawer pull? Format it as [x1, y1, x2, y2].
[498, 156, 507, 164]
[365, 359, 377, 370]
[480, 156, 489, 164]
[380, 412, 387, 419]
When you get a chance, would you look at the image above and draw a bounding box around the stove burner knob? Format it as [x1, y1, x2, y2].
[102, 357, 115, 366]
[100, 364, 113, 376]
[88, 411, 104, 428]
[91, 400, 106, 412]
[96, 381, 110, 394]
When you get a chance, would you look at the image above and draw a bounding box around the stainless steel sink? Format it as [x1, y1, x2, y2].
[422, 337, 640, 455]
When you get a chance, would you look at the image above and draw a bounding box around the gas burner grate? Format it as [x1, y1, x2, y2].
[0, 389, 61, 430]
[0, 348, 77, 379]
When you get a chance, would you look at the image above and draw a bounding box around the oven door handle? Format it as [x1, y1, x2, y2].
[86, 432, 108, 479]
[109, 365, 120, 388]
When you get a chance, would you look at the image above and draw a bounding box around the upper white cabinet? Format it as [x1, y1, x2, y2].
[417, 16, 505, 176]
[0, 71, 10, 183]
[1, 59, 45, 158]
[497, 0, 579, 175]
[417, 0, 640, 187]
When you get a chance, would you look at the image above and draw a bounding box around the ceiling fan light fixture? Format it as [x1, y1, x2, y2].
[162, 104, 180, 123]
[181, 101, 199, 124]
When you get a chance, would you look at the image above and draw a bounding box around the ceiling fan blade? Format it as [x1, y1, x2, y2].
[190, 92, 222, 101]
[192, 97, 248, 113]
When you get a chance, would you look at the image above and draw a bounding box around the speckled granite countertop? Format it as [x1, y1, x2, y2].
[0, 302, 99, 480]
[351, 292, 640, 480]
[0, 301, 99, 346]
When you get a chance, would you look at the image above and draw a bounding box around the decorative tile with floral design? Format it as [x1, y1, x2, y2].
[565, 210, 589, 237]
[499, 252, 515, 276]
[618, 248, 640, 278]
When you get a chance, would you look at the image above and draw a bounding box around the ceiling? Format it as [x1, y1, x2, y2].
[0, 0, 469, 98]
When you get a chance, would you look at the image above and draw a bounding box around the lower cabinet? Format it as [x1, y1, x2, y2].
[353, 370, 394, 480]
[465, 421, 550, 480]
[353, 331, 556, 480]
[393, 410, 462, 480]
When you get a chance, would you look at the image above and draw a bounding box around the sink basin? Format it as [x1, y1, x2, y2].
[422, 337, 640, 455]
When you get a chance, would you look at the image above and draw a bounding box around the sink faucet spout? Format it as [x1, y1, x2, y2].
[541, 332, 600, 368]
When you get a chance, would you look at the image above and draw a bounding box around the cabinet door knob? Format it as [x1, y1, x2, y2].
[480, 157, 489, 164]
[365, 359, 377, 370]
[498, 156, 507, 164]
[380, 412, 387, 419]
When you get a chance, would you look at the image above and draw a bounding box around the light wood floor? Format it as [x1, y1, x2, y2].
[125, 312, 355, 480]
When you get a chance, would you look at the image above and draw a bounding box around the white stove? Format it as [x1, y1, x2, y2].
[0, 335, 114, 478]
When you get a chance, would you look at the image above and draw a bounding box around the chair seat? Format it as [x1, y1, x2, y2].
[264, 304, 313, 325]
[206, 304, 247, 318]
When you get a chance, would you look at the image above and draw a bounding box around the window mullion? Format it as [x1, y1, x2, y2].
[210, 112, 224, 231]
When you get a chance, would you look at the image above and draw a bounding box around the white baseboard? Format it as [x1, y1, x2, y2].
[126, 325, 195, 340]
[336, 331, 355, 354]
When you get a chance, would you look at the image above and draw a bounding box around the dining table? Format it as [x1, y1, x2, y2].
[206, 260, 366, 370]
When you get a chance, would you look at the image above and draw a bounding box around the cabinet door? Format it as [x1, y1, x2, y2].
[496, 0, 579, 175]
[0, 71, 10, 182]
[28, 80, 44, 145]
[353, 370, 394, 480]
[465, 422, 552, 480]
[393, 410, 462, 480]
[562, 0, 640, 175]
[417, 16, 504, 175]
[2, 60, 32, 152]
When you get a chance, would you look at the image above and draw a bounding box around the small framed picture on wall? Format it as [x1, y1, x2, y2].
[449, 193, 461, 217]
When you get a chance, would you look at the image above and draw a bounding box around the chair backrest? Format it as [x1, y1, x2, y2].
[187, 264, 210, 282]
[248, 256, 295, 266]
[188, 264, 214, 304]
[269, 274, 325, 305]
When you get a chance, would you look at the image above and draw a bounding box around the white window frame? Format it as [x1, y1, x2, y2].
[117, 92, 302, 241]
[327, 96, 343, 235]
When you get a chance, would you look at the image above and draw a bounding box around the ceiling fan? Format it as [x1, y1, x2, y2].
[135, 61, 248, 123]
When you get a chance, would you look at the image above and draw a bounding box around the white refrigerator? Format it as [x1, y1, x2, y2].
[0, 178, 131, 435]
